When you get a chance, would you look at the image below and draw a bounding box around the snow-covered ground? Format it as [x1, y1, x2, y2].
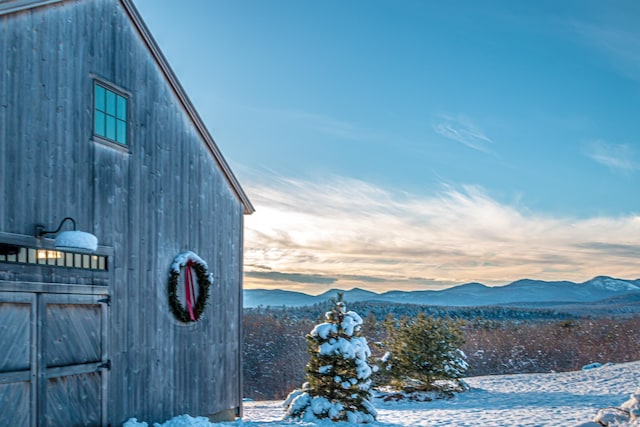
[126, 360, 640, 427]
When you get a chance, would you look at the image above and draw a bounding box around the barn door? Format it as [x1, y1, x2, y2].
[0, 292, 36, 427]
[0, 291, 109, 427]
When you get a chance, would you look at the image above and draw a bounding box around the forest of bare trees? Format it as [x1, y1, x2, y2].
[243, 303, 640, 400]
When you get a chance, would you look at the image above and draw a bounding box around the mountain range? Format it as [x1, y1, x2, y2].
[243, 276, 640, 308]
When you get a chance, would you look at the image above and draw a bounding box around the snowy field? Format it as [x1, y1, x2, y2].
[126, 360, 640, 427]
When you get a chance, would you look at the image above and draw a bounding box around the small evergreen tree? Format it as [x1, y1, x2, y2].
[379, 313, 468, 393]
[284, 294, 377, 423]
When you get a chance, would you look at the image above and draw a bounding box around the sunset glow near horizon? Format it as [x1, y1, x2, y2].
[135, 0, 640, 293]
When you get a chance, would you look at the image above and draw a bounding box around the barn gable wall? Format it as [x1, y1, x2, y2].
[1, 0, 244, 424]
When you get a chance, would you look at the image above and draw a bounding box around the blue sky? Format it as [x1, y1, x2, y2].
[135, 0, 640, 293]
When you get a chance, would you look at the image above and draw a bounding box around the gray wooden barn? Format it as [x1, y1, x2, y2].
[0, 0, 254, 425]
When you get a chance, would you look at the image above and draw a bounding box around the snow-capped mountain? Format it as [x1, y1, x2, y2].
[243, 276, 640, 308]
[587, 275, 640, 292]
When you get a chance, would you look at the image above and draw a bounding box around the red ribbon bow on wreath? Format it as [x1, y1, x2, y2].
[184, 260, 197, 321]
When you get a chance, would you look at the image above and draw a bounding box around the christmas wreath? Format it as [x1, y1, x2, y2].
[168, 251, 213, 322]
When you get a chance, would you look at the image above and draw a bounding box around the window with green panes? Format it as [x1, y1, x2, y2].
[94, 82, 127, 145]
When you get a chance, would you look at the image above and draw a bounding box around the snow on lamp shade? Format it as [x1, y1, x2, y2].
[55, 230, 98, 253]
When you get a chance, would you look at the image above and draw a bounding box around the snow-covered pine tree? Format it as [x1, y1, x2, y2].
[284, 294, 377, 423]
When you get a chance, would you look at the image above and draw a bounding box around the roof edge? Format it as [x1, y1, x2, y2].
[120, 0, 254, 214]
[1, 0, 255, 214]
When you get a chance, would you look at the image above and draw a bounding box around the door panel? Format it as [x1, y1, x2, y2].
[0, 291, 108, 427]
[0, 381, 30, 426]
[0, 292, 35, 427]
[0, 299, 31, 372]
[44, 303, 102, 368]
[40, 294, 108, 427]
[44, 372, 102, 427]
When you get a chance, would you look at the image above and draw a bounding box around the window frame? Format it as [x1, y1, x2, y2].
[92, 78, 130, 150]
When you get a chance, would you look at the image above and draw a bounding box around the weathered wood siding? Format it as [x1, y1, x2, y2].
[0, 0, 246, 424]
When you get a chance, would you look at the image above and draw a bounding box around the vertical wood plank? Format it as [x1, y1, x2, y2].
[0, 14, 6, 230]
[30, 293, 37, 427]
[101, 299, 109, 427]
[35, 293, 45, 427]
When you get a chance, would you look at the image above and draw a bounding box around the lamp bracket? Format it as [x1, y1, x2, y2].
[36, 217, 77, 238]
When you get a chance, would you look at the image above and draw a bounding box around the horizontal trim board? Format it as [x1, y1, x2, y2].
[0, 281, 109, 295]
[0, 291, 35, 303]
[0, 369, 30, 384]
[45, 362, 103, 379]
[91, 136, 131, 154]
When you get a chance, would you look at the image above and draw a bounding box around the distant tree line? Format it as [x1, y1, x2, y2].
[243, 303, 640, 400]
[243, 311, 313, 400]
[463, 317, 640, 375]
[251, 301, 576, 324]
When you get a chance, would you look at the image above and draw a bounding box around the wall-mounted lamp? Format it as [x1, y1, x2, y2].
[35, 217, 98, 253]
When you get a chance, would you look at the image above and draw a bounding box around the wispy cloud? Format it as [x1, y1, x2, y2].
[243, 173, 640, 293]
[575, 242, 640, 259]
[433, 115, 493, 152]
[585, 140, 639, 174]
[245, 271, 338, 285]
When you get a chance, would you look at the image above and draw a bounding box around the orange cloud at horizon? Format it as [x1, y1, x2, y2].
[242, 175, 640, 294]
